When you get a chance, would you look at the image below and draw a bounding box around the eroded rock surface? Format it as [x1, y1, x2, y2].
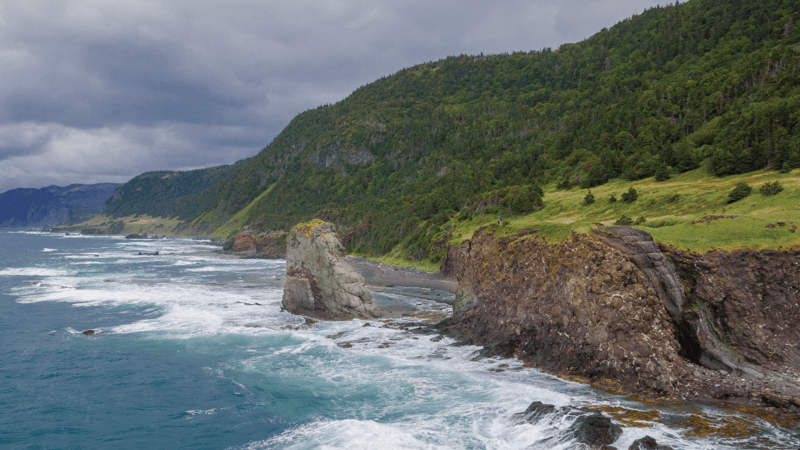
[282, 220, 379, 320]
[513, 401, 622, 448]
[230, 231, 286, 258]
[666, 246, 800, 378]
[441, 226, 690, 397]
[440, 226, 800, 414]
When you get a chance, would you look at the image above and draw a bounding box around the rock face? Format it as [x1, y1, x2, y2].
[440, 225, 800, 410]
[282, 220, 379, 320]
[666, 246, 800, 378]
[230, 231, 286, 258]
[441, 226, 690, 397]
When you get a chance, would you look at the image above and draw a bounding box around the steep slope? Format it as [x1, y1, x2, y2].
[0, 183, 122, 228]
[103, 166, 231, 219]
[180, 0, 799, 260]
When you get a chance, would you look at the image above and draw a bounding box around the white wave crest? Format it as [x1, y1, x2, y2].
[0, 267, 75, 277]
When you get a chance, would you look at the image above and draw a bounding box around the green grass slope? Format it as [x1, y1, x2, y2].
[448, 167, 800, 254]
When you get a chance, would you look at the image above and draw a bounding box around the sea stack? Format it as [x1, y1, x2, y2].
[282, 219, 379, 320]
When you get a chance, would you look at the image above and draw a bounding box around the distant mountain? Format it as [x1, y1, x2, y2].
[0, 183, 123, 228]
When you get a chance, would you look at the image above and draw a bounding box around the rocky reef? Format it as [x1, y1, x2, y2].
[440, 225, 800, 415]
[282, 220, 379, 320]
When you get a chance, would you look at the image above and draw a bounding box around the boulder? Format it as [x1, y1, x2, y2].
[513, 401, 622, 448]
[282, 220, 379, 320]
[628, 436, 674, 450]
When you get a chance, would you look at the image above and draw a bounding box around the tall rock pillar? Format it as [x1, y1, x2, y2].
[282, 219, 380, 320]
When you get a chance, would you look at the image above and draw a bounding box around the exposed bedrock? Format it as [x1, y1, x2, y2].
[441, 226, 690, 396]
[665, 245, 800, 377]
[282, 220, 379, 320]
[230, 231, 286, 258]
[439, 225, 800, 407]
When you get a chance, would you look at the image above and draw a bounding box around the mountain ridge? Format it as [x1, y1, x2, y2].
[0, 183, 123, 228]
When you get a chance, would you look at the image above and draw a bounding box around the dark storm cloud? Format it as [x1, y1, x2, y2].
[0, 0, 662, 193]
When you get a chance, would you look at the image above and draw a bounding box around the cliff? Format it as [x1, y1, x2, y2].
[440, 226, 800, 414]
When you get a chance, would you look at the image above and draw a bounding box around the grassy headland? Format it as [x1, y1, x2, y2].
[445, 166, 800, 254]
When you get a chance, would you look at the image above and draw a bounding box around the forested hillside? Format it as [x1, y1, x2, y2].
[117, 0, 799, 261]
[103, 166, 231, 219]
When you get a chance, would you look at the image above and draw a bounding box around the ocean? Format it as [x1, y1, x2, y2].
[1, 230, 797, 449]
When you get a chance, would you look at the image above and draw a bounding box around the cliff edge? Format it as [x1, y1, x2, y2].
[440, 226, 800, 415]
[282, 220, 379, 320]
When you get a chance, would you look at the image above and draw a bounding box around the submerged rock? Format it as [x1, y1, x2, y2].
[442, 226, 689, 397]
[81, 329, 95, 336]
[282, 220, 379, 320]
[628, 435, 674, 450]
[513, 401, 622, 447]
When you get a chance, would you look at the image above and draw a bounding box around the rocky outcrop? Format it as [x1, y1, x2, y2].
[594, 227, 766, 379]
[440, 225, 800, 413]
[230, 231, 286, 258]
[282, 220, 379, 320]
[441, 226, 690, 397]
[513, 401, 622, 448]
[628, 436, 674, 450]
[666, 246, 800, 378]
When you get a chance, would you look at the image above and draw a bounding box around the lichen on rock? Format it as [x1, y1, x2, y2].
[282, 220, 379, 320]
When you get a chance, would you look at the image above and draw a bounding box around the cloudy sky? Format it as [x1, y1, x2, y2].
[0, 0, 663, 193]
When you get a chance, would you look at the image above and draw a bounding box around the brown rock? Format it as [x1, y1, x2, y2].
[230, 231, 286, 258]
[441, 227, 690, 397]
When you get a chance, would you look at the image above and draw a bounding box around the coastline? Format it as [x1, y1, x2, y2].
[345, 256, 457, 296]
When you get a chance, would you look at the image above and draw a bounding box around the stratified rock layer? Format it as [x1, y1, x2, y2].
[282, 220, 379, 320]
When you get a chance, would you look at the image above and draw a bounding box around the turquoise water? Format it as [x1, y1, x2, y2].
[1, 230, 797, 449]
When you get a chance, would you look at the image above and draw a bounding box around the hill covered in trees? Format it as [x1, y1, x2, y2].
[103, 166, 231, 219]
[106, 0, 800, 261]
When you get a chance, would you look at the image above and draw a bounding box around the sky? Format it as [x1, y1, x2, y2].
[0, 0, 664, 193]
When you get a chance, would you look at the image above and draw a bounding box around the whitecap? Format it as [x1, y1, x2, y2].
[42, 248, 57, 252]
[0, 267, 75, 277]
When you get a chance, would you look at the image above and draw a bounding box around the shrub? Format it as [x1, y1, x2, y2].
[643, 218, 680, 228]
[621, 187, 638, 203]
[726, 182, 752, 203]
[655, 164, 671, 181]
[759, 181, 784, 196]
[583, 190, 595, 205]
[608, 194, 617, 203]
[615, 215, 633, 226]
[635, 216, 646, 225]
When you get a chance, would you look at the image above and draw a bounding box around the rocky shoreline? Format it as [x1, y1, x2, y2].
[226, 222, 800, 425]
[436, 225, 800, 425]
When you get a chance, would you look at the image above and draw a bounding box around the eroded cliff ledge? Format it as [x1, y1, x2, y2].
[282, 220, 379, 320]
[440, 226, 800, 414]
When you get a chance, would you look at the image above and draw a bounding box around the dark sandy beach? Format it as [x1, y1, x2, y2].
[345, 256, 457, 296]
[345, 256, 457, 318]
